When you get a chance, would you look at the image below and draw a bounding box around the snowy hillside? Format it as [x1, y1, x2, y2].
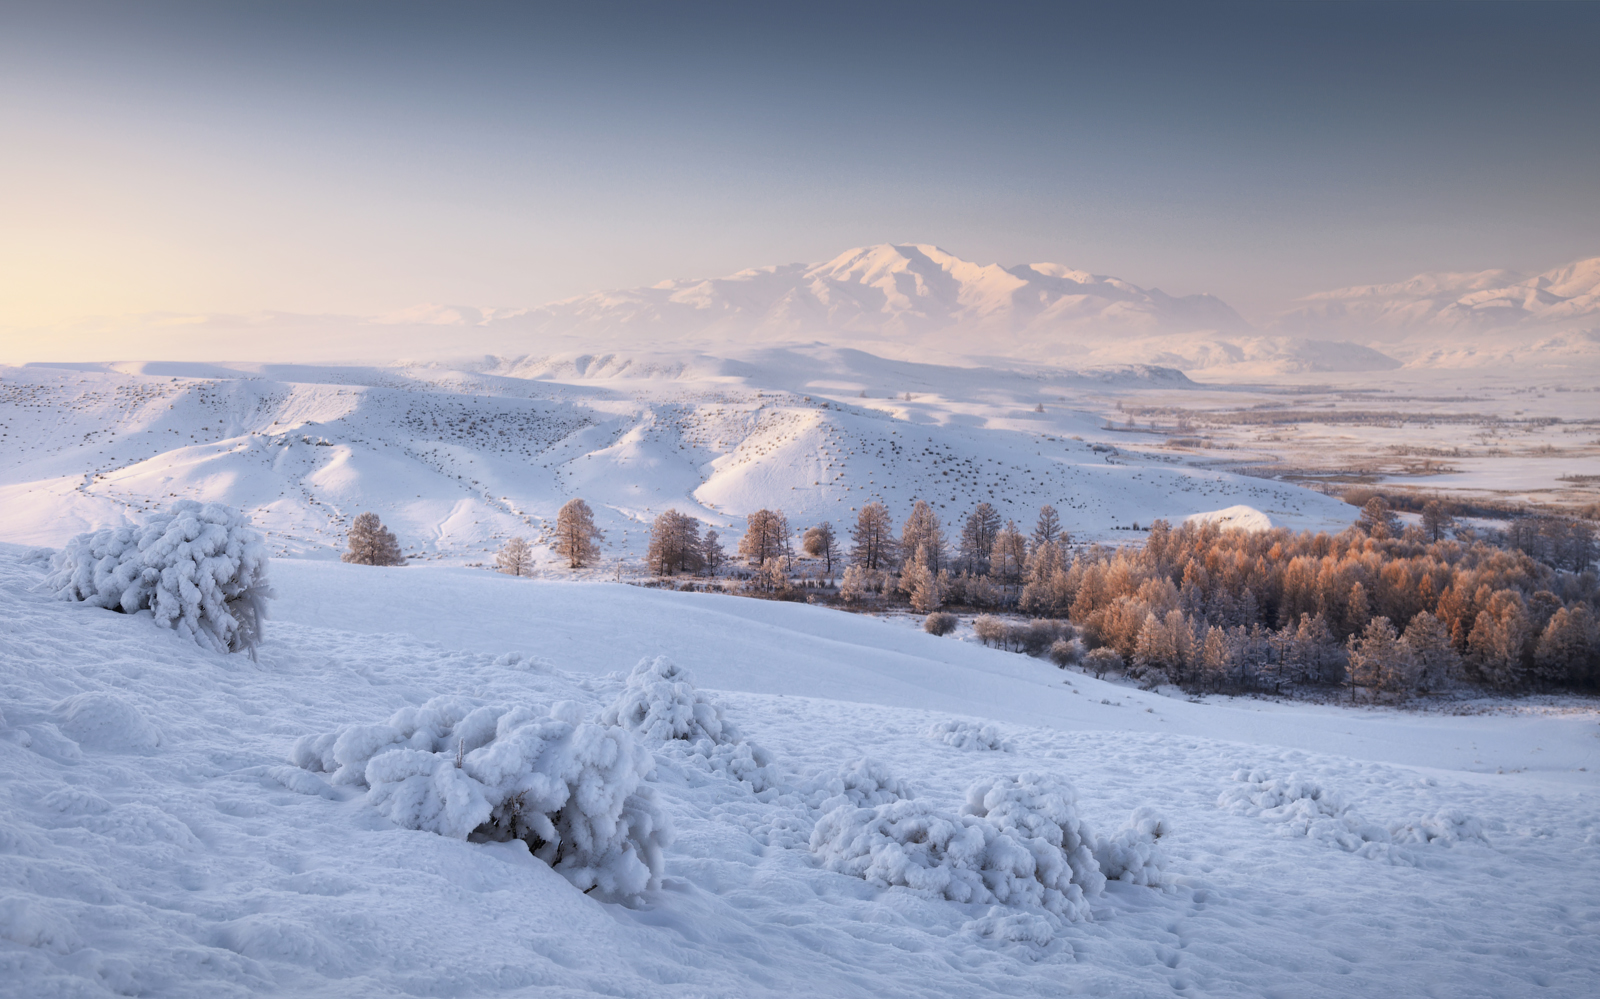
[0, 352, 1352, 563]
[3, 548, 1596, 998]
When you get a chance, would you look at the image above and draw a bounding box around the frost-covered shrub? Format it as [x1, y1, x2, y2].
[1093, 807, 1169, 886]
[46, 501, 274, 655]
[602, 656, 738, 744]
[810, 773, 1103, 922]
[1083, 647, 1123, 678]
[972, 614, 1006, 647]
[926, 719, 1013, 752]
[291, 696, 669, 898]
[923, 611, 957, 636]
[1048, 638, 1082, 668]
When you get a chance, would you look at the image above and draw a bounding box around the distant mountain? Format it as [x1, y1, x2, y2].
[1274, 257, 1600, 336]
[511, 244, 1250, 352]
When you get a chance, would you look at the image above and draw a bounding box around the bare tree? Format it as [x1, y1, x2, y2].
[850, 501, 898, 570]
[739, 509, 789, 567]
[802, 521, 840, 573]
[647, 510, 703, 576]
[342, 512, 405, 566]
[495, 536, 535, 576]
[553, 498, 603, 568]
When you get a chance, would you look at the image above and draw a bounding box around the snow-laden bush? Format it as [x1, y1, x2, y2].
[1217, 769, 1482, 863]
[801, 757, 914, 814]
[925, 719, 1013, 752]
[46, 500, 274, 655]
[602, 656, 738, 744]
[291, 696, 669, 897]
[1391, 809, 1488, 847]
[923, 611, 957, 636]
[601, 655, 780, 791]
[1093, 807, 1169, 886]
[810, 773, 1103, 922]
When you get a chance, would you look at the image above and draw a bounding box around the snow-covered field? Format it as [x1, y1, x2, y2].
[3, 550, 1597, 998]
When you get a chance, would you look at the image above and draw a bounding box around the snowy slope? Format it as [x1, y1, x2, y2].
[3, 549, 1596, 998]
[0, 355, 1354, 564]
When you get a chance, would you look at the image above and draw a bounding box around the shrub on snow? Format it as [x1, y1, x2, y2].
[46, 500, 274, 656]
[810, 772, 1104, 922]
[802, 757, 915, 814]
[925, 719, 1013, 752]
[290, 696, 669, 898]
[923, 611, 957, 636]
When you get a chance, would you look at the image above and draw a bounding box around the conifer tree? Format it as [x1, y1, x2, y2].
[958, 502, 1002, 575]
[554, 498, 603, 568]
[1420, 500, 1455, 543]
[647, 510, 703, 576]
[342, 512, 405, 566]
[702, 529, 726, 577]
[899, 500, 946, 573]
[1031, 504, 1062, 550]
[850, 502, 897, 570]
[739, 509, 789, 567]
[989, 520, 1027, 584]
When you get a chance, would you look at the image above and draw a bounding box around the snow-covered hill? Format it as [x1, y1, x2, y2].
[0, 351, 1352, 562]
[3, 548, 1595, 998]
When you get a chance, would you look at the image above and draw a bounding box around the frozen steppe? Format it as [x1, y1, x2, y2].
[3, 550, 1597, 998]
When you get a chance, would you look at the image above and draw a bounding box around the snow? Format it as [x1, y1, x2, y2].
[3, 546, 1598, 997]
[1184, 504, 1273, 533]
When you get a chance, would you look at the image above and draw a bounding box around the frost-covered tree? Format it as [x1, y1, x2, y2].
[1031, 504, 1062, 551]
[1420, 500, 1455, 543]
[850, 502, 897, 571]
[495, 536, 534, 576]
[989, 521, 1028, 585]
[1356, 496, 1401, 540]
[958, 503, 1002, 576]
[1401, 611, 1459, 692]
[554, 498, 603, 568]
[647, 510, 703, 576]
[802, 521, 839, 573]
[1467, 590, 1531, 689]
[1347, 617, 1407, 701]
[343, 512, 405, 566]
[899, 501, 946, 573]
[702, 529, 726, 577]
[1533, 604, 1592, 686]
[48, 500, 274, 656]
[739, 509, 789, 568]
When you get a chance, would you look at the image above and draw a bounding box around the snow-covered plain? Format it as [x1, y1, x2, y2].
[3, 550, 1598, 998]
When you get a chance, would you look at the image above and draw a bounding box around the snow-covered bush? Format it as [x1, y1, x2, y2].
[1391, 808, 1488, 847]
[291, 696, 669, 898]
[926, 719, 1013, 752]
[802, 757, 914, 814]
[810, 773, 1103, 922]
[46, 500, 274, 656]
[1093, 807, 1169, 886]
[602, 656, 738, 744]
[1219, 769, 1397, 860]
[604, 656, 781, 791]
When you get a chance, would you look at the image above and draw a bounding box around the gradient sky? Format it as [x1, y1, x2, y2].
[3, 0, 1597, 334]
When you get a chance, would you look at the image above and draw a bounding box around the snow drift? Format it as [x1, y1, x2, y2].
[291, 696, 670, 897]
[45, 500, 273, 655]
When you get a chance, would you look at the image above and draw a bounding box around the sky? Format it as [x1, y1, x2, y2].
[2, 0, 1597, 350]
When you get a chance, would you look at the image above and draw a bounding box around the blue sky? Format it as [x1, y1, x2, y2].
[3, 0, 1596, 328]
